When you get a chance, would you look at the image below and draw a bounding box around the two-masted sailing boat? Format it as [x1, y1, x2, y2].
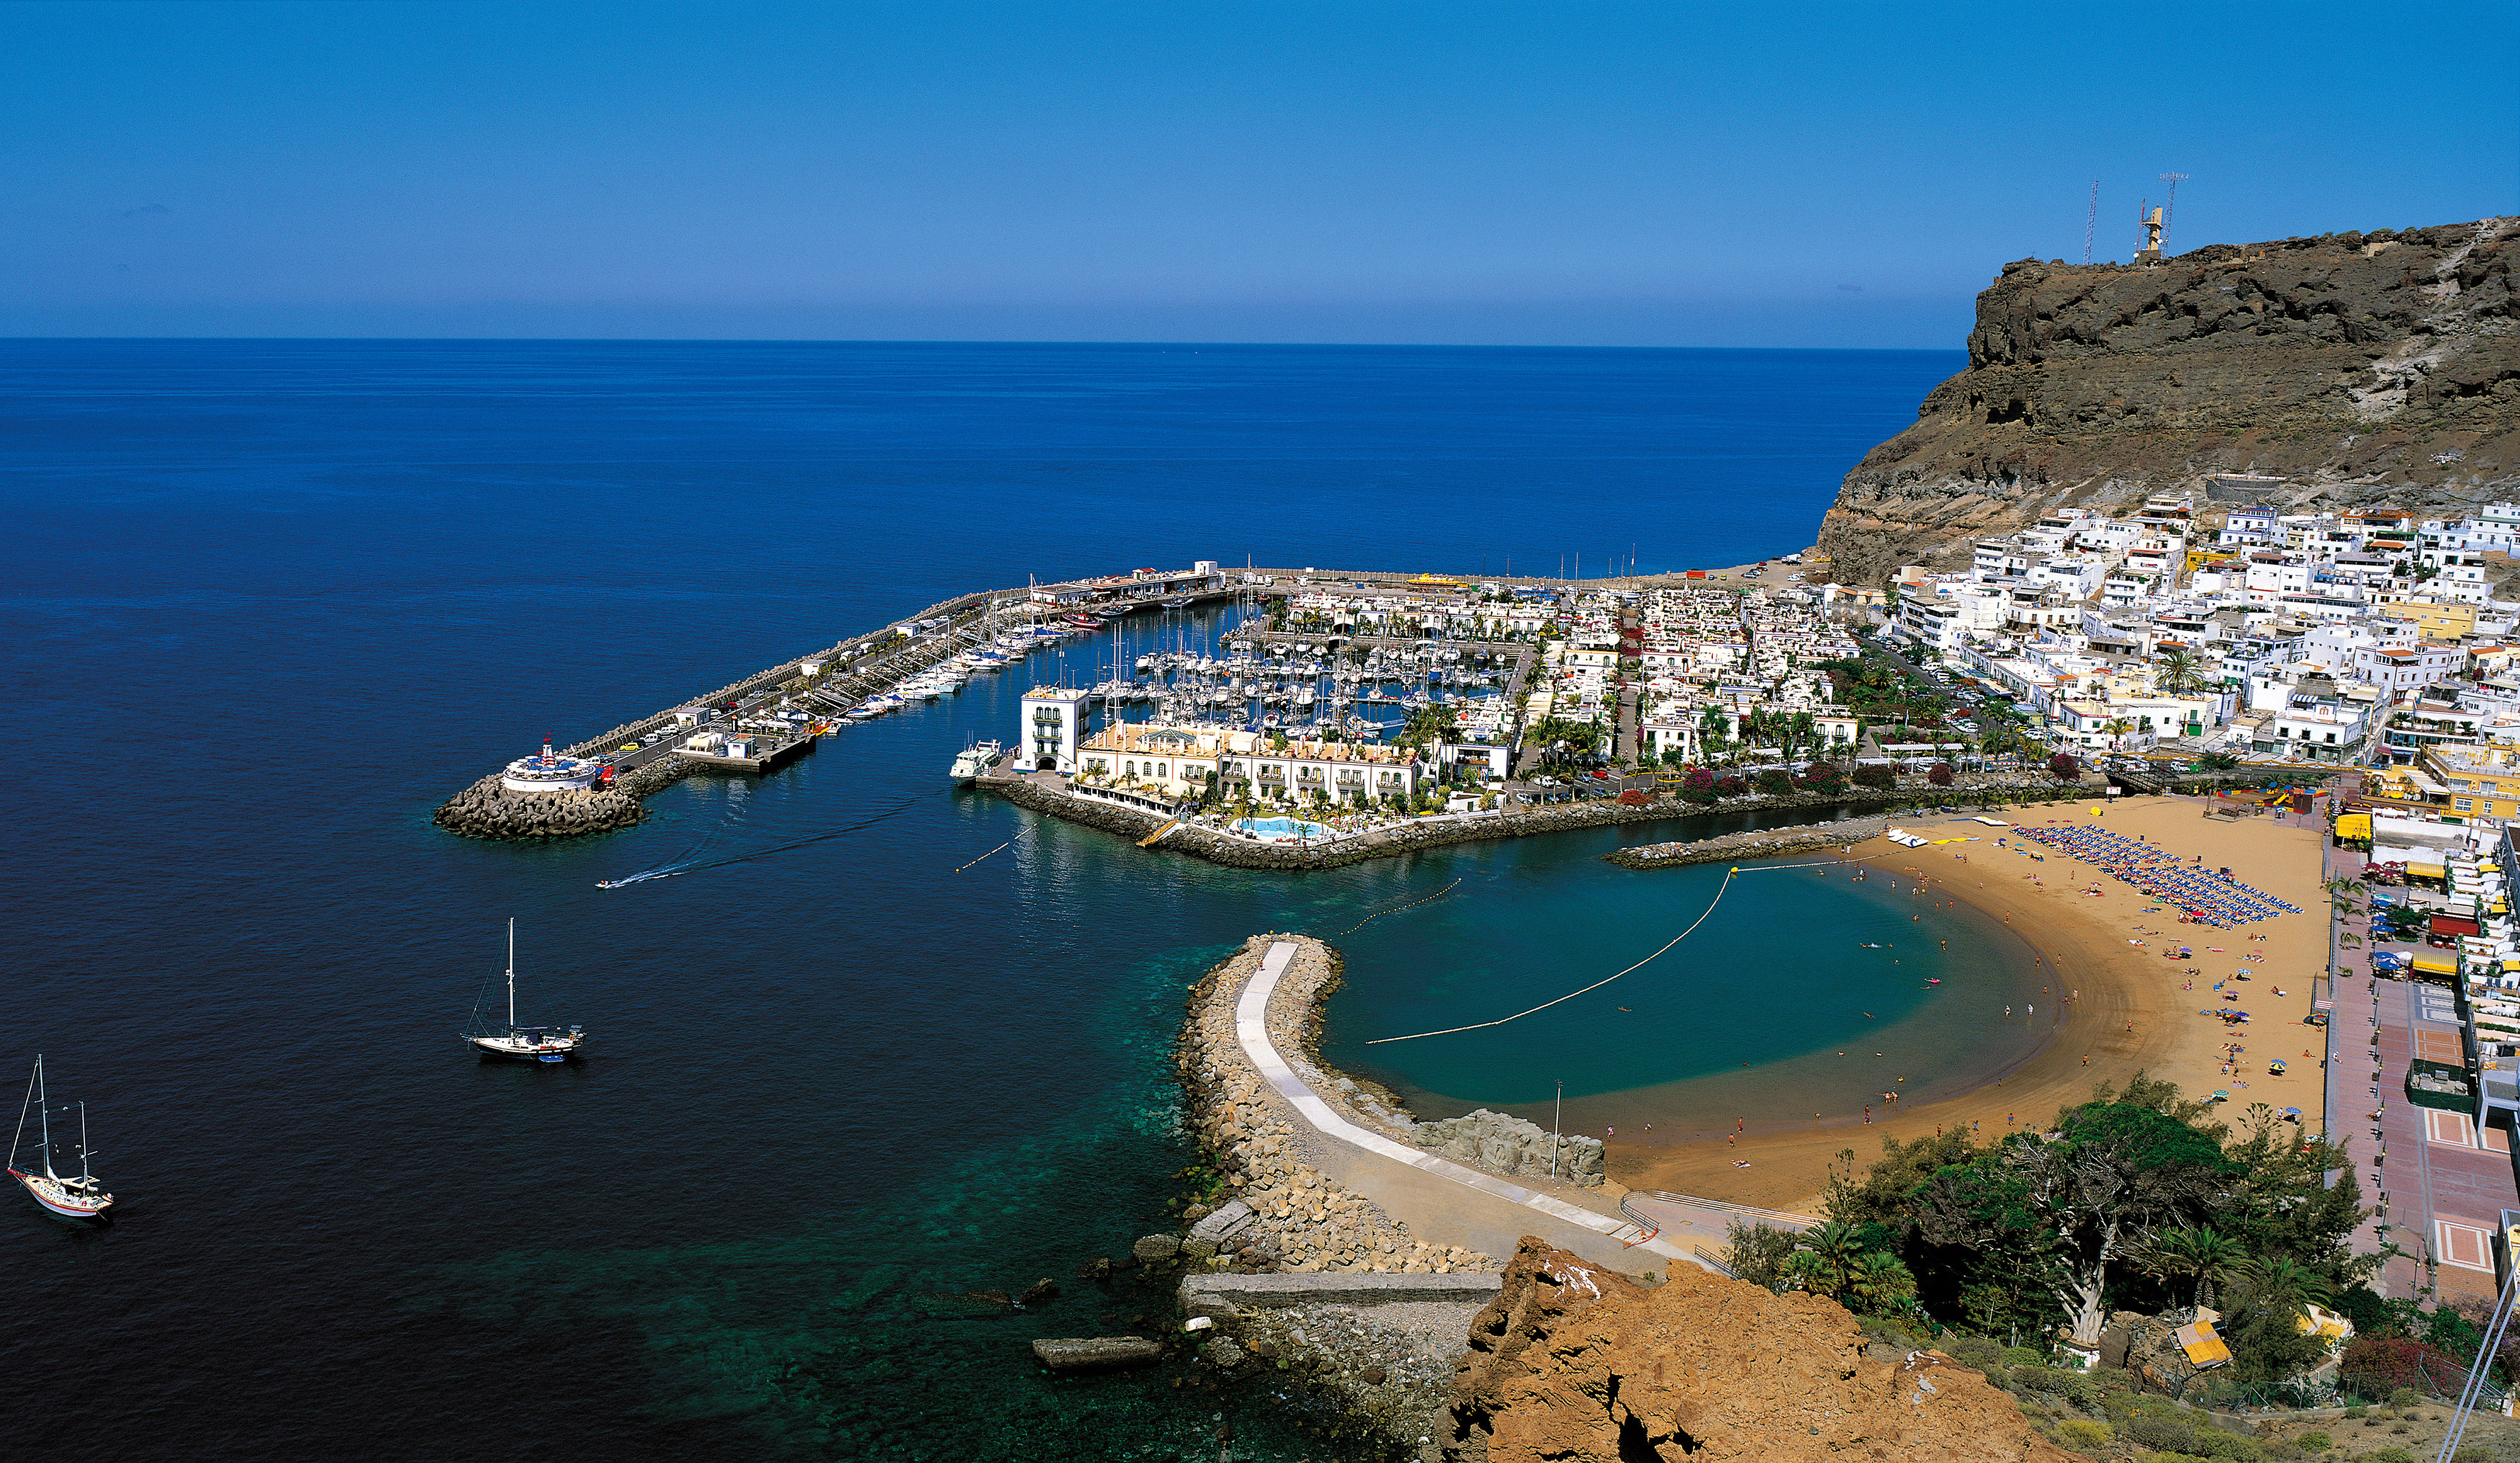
[9, 1056, 113, 1221]
[463, 919, 587, 1063]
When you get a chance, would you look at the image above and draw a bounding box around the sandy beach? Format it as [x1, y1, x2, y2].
[1606, 794, 2331, 1215]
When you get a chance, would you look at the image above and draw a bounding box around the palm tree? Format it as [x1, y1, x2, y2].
[1780, 1220, 1866, 1297]
[1844, 1251, 1919, 1315]
[2233, 1255, 2335, 1325]
[2159, 647, 2208, 695]
[2142, 1226, 2247, 1309]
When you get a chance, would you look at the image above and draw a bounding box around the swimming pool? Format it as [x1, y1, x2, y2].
[1233, 816, 1332, 841]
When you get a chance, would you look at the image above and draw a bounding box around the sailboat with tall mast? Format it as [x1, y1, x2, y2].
[463, 919, 587, 1063]
[8, 1056, 113, 1221]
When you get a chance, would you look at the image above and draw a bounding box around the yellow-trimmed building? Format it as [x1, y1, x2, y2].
[1074, 722, 1419, 806]
[2381, 600, 2479, 640]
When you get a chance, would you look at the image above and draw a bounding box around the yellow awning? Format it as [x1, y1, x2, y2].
[2174, 1319, 2232, 1367]
[2410, 863, 2449, 879]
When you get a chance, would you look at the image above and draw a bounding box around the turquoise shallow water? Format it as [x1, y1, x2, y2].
[1319, 826, 2053, 1144]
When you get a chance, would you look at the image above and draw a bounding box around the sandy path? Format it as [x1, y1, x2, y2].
[1609, 794, 2331, 1215]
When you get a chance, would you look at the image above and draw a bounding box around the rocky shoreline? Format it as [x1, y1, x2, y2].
[1172, 936, 1495, 1277]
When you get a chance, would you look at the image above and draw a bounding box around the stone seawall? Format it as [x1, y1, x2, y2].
[1169, 936, 1504, 1462]
[989, 777, 1894, 871]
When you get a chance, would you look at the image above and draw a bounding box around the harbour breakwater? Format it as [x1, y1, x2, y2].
[432, 586, 1012, 838]
[1173, 935, 1496, 1277]
[1605, 815, 1891, 869]
[431, 757, 696, 840]
[1157, 935, 1508, 1460]
[1602, 780, 2092, 868]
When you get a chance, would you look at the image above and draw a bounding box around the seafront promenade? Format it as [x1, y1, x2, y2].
[2318, 797, 2518, 1308]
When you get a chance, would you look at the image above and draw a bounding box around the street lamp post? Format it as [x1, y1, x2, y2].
[1552, 1079, 1564, 1178]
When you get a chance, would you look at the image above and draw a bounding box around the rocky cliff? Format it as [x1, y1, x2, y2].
[1819, 217, 2519, 585]
[1445, 1239, 2071, 1463]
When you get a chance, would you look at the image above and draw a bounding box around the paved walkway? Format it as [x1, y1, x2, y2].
[1619, 1192, 1819, 1272]
[1235, 940, 1705, 1273]
[2322, 840, 2514, 1304]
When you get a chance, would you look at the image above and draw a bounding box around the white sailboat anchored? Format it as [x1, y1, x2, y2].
[8, 1056, 113, 1221]
[464, 919, 587, 1063]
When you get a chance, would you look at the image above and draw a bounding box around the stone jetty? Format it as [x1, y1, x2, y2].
[1603, 815, 1889, 869]
[431, 757, 692, 841]
[1171, 935, 1492, 1276]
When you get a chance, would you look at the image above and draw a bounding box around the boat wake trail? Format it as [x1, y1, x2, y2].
[598, 790, 938, 887]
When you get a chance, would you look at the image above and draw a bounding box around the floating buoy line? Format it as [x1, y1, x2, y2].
[1362, 858, 1864, 1045]
[1334, 879, 1463, 938]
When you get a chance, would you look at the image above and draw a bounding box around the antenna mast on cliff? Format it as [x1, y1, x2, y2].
[2082, 181, 2099, 265]
[2158, 172, 2189, 249]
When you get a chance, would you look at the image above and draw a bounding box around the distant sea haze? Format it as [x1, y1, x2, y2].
[0, 339, 1957, 1460]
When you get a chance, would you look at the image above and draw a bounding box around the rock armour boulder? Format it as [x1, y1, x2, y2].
[1411, 1110, 1604, 1188]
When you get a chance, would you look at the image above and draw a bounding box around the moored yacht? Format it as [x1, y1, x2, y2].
[948, 739, 1003, 785]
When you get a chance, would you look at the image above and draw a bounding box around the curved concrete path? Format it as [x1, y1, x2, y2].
[1237, 940, 1709, 1273]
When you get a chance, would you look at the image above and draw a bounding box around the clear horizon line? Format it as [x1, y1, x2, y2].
[0, 334, 1969, 353]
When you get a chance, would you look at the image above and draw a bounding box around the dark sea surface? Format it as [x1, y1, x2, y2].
[0, 339, 1963, 1461]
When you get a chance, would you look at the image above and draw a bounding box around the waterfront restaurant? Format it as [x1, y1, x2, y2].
[1074, 722, 1419, 807]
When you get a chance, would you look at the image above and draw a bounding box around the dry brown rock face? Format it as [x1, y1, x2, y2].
[1445, 1238, 2073, 1463]
[1820, 217, 2519, 585]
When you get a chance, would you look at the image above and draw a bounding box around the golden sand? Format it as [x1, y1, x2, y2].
[1610, 794, 2331, 1214]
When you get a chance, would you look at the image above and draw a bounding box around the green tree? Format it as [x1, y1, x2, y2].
[1779, 1220, 1867, 1297]
[2137, 1226, 2247, 1309]
[1910, 1098, 2240, 1344]
[2223, 1255, 2339, 1382]
[1844, 1251, 1920, 1315]
[1721, 1219, 1799, 1292]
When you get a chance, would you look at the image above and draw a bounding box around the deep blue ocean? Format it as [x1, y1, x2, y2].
[0, 339, 1970, 1461]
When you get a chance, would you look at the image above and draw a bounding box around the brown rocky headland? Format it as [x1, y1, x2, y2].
[1821, 216, 2518, 584]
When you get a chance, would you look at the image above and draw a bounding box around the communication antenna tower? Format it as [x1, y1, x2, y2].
[2082, 181, 2099, 265]
[2158, 172, 2189, 249]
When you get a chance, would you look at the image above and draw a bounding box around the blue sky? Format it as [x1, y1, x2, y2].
[4, 1, 2513, 345]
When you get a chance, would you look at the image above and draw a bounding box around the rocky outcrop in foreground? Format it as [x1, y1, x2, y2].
[1446, 1238, 2073, 1463]
[1821, 217, 2518, 584]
